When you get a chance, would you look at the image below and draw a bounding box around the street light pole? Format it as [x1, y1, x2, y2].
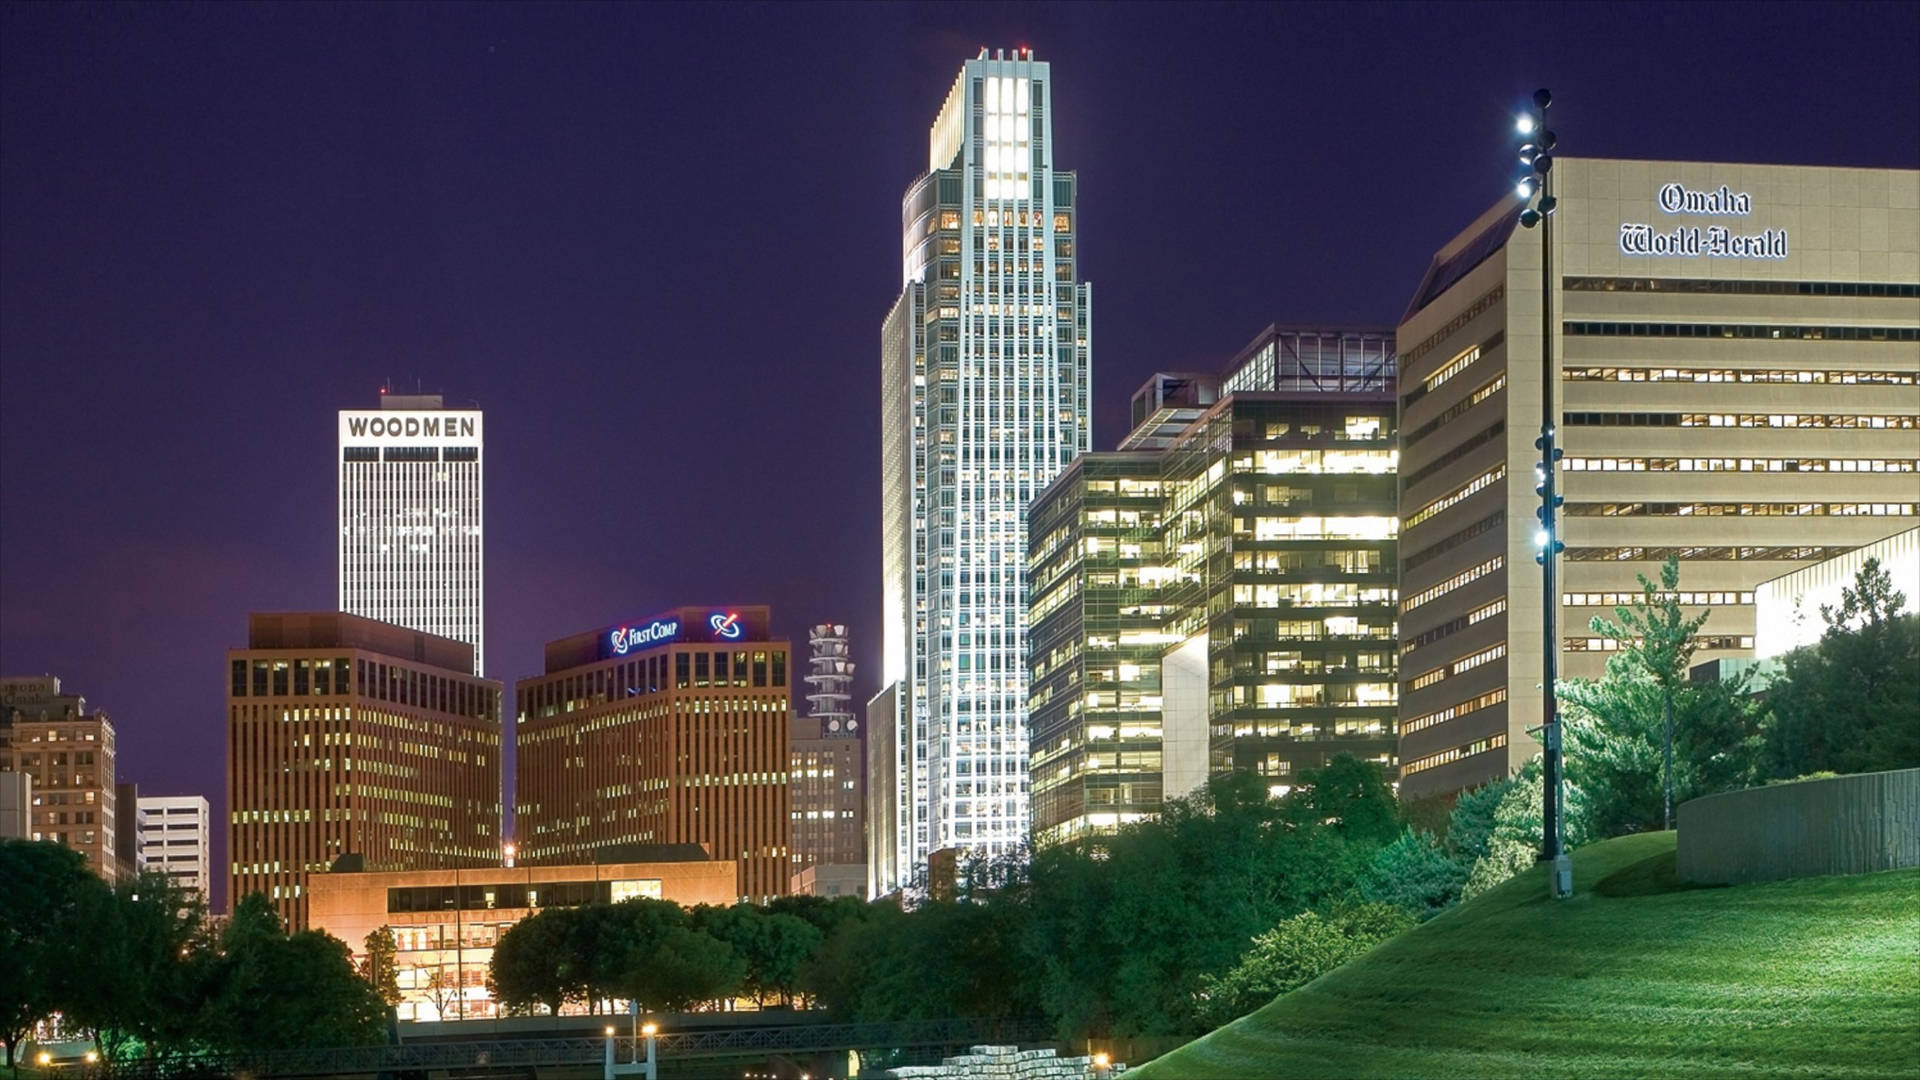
[1517, 87, 1573, 901]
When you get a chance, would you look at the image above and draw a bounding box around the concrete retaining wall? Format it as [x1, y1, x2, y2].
[1676, 768, 1920, 885]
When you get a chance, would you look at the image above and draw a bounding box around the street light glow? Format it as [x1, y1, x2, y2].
[642, 1022, 658, 1036]
[1534, 528, 1551, 548]
[1517, 114, 1536, 135]
[1517, 179, 1536, 199]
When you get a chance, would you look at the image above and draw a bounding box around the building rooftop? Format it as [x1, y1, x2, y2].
[244, 612, 478, 675]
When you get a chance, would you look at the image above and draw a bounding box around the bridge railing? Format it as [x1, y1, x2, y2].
[76, 1016, 1057, 1078]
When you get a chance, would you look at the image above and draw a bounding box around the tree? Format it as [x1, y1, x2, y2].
[203, 894, 386, 1052]
[0, 841, 104, 1071]
[694, 904, 822, 1005]
[1358, 829, 1465, 920]
[1193, 903, 1413, 1028]
[489, 907, 579, 1016]
[1765, 557, 1919, 778]
[1587, 557, 1710, 829]
[359, 926, 402, 1007]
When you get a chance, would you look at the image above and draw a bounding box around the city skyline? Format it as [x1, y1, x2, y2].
[4, 4, 1919, 906]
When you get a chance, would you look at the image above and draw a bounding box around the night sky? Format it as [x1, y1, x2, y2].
[4, 2, 1917, 907]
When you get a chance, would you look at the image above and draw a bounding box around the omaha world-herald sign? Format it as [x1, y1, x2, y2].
[1619, 182, 1789, 259]
[339, 410, 483, 448]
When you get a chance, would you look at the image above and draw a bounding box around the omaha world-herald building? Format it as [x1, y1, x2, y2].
[339, 392, 484, 674]
[1397, 160, 1918, 800]
[227, 613, 503, 928]
[515, 607, 793, 902]
[875, 48, 1092, 889]
[1027, 327, 1400, 842]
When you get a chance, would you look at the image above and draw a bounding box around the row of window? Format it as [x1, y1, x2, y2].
[1402, 732, 1508, 776]
[1563, 365, 1914, 386]
[1403, 374, 1506, 448]
[1402, 687, 1508, 736]
[1563, 322, 1919, 342]
[1403, 421, 1505, 489]
[1562, 276, 1920, 298]
[1566, 501, 1914, 517]
[1403, 510, 1505, 574]
[1564, 545, 1855, 562]
[1565, 635, 1753, 652]
[1402, 556, 1503, 614]
[1564, 411, 1915, 429]
[341, 447, 482, 462]
[1564, 457, 1915, 473]
[1563, 591, 1753, 607]
[1406, 464, 1505, 529]
[1400, 599, 1505, 656]
[1406, 642, 1506, 693]
[1401, 283, 1505, 367]
[1402, 332, 1504, 411]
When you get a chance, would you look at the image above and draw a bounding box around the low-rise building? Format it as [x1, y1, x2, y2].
[307, 847, 736, 1021]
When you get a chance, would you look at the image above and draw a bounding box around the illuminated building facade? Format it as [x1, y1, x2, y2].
[0, 676, 119, 881]
[1397, 159, 1919, 799]
[1028, 327, 1401, 842]
[514, 606, 793, 902]
[877, 48, 1092, 889]
[339, 392, 484, 675]
[139, 794, 212, 905]
[226, 612, 503, 929]
[790, 624, 863, 885]
[308, 851, 735, 1021]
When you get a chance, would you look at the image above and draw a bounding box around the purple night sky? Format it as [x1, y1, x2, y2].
[4, 3, 1917, 908]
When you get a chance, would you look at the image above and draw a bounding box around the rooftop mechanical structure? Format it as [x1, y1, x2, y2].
[806, 624, 857, 737]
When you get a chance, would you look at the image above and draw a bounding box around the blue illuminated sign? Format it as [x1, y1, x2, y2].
[709, 612, 743, 640]
[608, 619, 679, 656]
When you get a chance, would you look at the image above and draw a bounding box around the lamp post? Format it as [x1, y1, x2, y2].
[1517, 88, 1573, 901]
[641, 1022, 658, 1080]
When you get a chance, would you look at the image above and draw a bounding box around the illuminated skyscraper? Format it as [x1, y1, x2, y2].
[338, 392, 484, 675]
[877, 49, 1091, 888]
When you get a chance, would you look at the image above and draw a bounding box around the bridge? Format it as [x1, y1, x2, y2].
[76, 1017, 1058, 1079]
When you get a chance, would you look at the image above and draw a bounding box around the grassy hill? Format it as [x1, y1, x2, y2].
[1130, 832, 1919, 1078]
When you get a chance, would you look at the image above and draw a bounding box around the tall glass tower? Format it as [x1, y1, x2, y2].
[878, 49, 1091, 889]
[338, 392, 485, 675]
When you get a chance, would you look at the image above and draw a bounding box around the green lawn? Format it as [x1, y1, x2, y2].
[1130, 832, 1919, 1078]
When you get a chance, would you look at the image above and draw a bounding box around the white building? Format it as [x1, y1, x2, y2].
[138, 794, 210, 903]
[877, 49, 1092, 888]
[339, 393, 484, 675]
[1754, 528, 1920, 658]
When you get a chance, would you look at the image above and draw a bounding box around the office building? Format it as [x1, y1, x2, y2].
[1027, 328, 1400, 842]
[1, 772, 32, 841]
[791, 624, 863, 886]
[1754, 527, 1920, 658]
[0, 676, 118, 881]
[1396, 159, 1919, 799]
[876, 48, 1092, 889]
[227, 612, 503, 928]
[140, 794, 212, 905]
[307, 849, 735, 1021]
[115, 780, 146, 880]
[339, 392, 484, 675]
[515, 607, 793, 902]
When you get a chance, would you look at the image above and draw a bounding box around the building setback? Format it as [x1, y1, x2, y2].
[140, 794, 212, 906]
[1395, 159, 1919, 800]
[1027, 328, 1401, 842]
[515, 607, 792, 903]
[227, 612, 503, 928]
[0, 676, 118, 881]
[876, 48, 1092, 890]
[339, 392, 485, 675]
[308, 850, 736, 1022]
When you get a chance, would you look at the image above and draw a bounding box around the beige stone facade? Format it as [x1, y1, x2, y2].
[0, 676, 118, 882]
[1396, 159, 1920, 800]
[307, 856, 737, 1021]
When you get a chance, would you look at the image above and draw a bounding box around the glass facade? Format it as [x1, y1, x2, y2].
[1026, 377, 1402, 842]
[879, 50, 1091, 887]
